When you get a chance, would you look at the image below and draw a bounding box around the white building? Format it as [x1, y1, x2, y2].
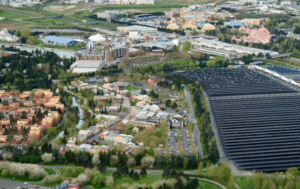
[0, 29, 19, 42]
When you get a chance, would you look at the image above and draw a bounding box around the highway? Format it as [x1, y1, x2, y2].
[184, 85, 203, 157]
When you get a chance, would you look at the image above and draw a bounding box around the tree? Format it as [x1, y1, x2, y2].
[110, 155, 119, 166]
[132, 172, 140, 180]
[21, 27, 30, 38]
[127, 157, 136, 167]
[41, 153, 54, 163]
[141, 156, 155, 168]
[183, 157, 188, 170]
[140, 167, 147, 177]
[172, 102, 178, 109]
[198, 162, 204, 174]
[92, 155, 101, 167]
[165, 99, 171, 107]
[47, 127, 57, 136]
[21, 111, 27, 119]
[266, 53, 272, 59]
[162, 167, 170, 179]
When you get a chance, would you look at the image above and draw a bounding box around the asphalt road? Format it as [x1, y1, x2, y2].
[0, 178, 48, 189]
[184, 85, 203, 157]
[169, 130, 177, 155]
[181, 128, 190, 156]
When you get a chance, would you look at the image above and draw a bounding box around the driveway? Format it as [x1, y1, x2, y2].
[184, 85, 203, 157]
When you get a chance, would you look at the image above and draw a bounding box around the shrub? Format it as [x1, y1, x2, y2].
[152, 178, 178, 189]
[1, 169, 9, 176]
[66, 167, 85, 177]
[105, 176, 114, 187]
[77, 173, 90, 185]
[29, 167, 46, 180]
[42, 175, 63, 184]
[2, 152, 12, 160]
[92, 173, 106, 188]
[0, 162, 46, 180]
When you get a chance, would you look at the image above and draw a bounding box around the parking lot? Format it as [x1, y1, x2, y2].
[168, 128, 192, 156]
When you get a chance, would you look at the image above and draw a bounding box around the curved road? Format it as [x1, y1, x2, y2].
[184, 85, 203, 157]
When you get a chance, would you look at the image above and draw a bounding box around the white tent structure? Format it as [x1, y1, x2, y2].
[88, 34, 106, 42]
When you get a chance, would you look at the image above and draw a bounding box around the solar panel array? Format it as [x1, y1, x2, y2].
[264, 65, 300, 75]
[174, 69, 296, 96]
[175, 68, 300, 173]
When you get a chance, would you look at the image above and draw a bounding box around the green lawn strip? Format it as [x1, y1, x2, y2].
[44, 168, 56, 176]
[36, 182, 57, 187]
[0, 10, 34, 20]
[36, 43, 86, 51]
[124, 85, 141, 91]
[198, 179, 222, 189]
[235, 176, 250, 189]
[0, 174, 43, 183]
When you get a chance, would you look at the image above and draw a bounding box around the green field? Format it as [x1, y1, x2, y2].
[0, 10, 34, 20]
[124, 85, 141, 91]
[44, 168, 56, 176]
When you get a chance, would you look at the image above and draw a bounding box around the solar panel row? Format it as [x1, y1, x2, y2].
[174, 68, 300, 173]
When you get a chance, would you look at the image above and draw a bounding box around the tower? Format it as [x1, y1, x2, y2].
[86, 41, 95, 53]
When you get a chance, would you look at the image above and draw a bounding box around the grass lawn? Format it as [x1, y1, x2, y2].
[198, 179, 222, 189]
[235, 176, 250, 189]
[124, 85, 141, 91]
[44, 168, 56, 176]
[0, 174, 43, 183]
[0, 9, 34, 20]
[37, 43, 86, 51]
[57, 168, 68, 177]
[91, 174, 222, 189]
[36, 182, 57, 187]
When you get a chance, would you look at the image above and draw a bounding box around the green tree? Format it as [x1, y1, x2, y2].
[140, 167, 147, 177]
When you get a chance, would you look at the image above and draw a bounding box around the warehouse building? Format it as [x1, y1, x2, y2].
[43, 35, 81, 46]
[191, 37, 278, 57]
[117, 25, 157, 33]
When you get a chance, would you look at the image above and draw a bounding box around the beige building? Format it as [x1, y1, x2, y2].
[182, 23, 197, 31]
[201, 23, 216, 31]
[166, 23, 179, 30]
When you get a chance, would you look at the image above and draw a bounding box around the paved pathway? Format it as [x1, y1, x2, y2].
[184, 85, 203, 157]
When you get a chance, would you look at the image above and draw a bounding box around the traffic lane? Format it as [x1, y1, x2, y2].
[181, 129, 190, 155]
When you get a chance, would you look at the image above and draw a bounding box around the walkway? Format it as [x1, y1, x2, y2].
[184, 85, 203, 157]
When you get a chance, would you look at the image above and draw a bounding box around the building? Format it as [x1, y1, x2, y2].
[201, 23, 216, 31]
[104, 47, 129, 62]
[147, 78, 163, 87]
[95, 0, 109, 4]
[97, 10, 120, 20]
[182, 22, 197, 31]
[70, 60, 104, 73]
[166, 23, 179, 30]
[191, 37, 278, 57]
[0, 28, 19, 42]
[117, 25, 157, 33]
[43, 36, 81, 46]
[232, 26, 271, 44]
[128, 120, 156, 129]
